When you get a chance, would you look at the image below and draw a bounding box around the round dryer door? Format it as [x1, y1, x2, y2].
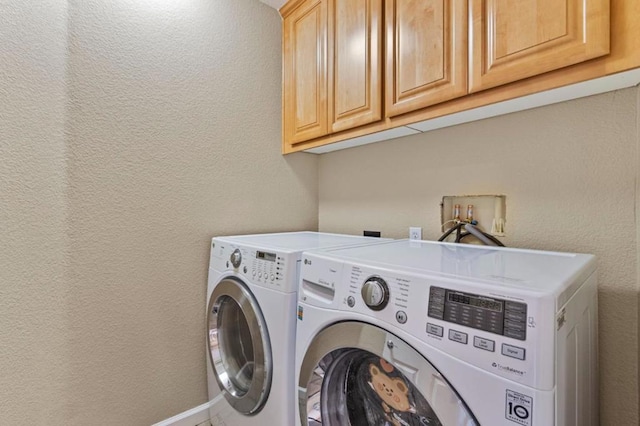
[298, 322, 478, 426]
[207, 277, 272, 415]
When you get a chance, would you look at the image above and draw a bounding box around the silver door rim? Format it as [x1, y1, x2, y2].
[298, 321, 477, 425]
[207, 277, 272, 415]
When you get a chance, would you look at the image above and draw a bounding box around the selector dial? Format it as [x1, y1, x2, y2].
[230, 249, 242, 268]
[361, 277, 389, 311]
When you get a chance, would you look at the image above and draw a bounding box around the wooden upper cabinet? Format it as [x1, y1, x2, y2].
[385, 0, 468, 118]
[470, 0, 610, 93]
[283, 0, 328, 144]
[329, 0, 382, 132]
[281, 0, 626, 154]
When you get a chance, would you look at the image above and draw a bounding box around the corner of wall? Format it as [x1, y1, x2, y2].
[636, 84, 640, 412]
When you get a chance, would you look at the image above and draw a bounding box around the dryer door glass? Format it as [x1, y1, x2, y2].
[298, 322, 477, 426]
[208, 278, 272, 415]
[216, 295, 255, 393]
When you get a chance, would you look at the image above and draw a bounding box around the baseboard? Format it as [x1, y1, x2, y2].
[152, 397, 220, 426]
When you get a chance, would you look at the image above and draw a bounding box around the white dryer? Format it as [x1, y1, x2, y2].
[295, 240, 598, 426]
[206, 232, 391, 426]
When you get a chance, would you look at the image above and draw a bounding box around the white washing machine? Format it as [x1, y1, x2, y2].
[206, 232, 392, 426]
[295, 240, 598, 426]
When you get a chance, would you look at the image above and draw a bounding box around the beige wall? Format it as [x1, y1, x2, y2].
[318, 87, 640, 425]
[4, 0, 637, 424]
[637, 87, 640, 414]
[0, 1, 69, 423]
[1, 0, 318, 424]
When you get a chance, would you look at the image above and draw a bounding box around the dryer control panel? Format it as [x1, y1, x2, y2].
[210, 240, 300, 293]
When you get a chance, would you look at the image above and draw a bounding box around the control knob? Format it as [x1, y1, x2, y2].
[361, 277, 389, 311]
[230, 249, 242, 268]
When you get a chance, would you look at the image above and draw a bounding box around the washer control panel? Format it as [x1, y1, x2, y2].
[321, 262, 542, 388]
[298, 248, 585, 391]
[428, 286, 528, 341]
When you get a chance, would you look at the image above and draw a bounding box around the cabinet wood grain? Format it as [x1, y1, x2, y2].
[385, 0, 468, 117]
[281, 0, 637, 154]
[283, 0, 329, 144]
[329, 0, 382, 132]
[470, 0, 610, 92]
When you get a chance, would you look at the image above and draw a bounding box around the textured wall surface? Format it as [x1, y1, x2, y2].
[0, 1, 69, 423]
[4, 0, 637, 424]
[63, 0, 317, 424]
[318, 88, 640, 425]
[637, 87, 640, 413]
[1, 0, 318, 424]
[260, 0, 287, 10]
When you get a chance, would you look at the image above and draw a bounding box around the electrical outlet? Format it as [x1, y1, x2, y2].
[409, 227, 422, 240]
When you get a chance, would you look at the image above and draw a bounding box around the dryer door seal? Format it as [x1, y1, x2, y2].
[298, 321, 478, 426]
[207, 277, 272, 415]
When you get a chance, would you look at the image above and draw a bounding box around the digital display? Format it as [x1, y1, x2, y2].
[256, 251, 276, 262]
[428, 286, 526, 340]
[448, 292, 503, 312]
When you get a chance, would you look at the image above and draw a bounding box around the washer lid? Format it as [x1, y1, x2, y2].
[207, 277, 272, 415]
[298, 321, 478, 426]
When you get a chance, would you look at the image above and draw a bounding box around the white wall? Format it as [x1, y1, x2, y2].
[0, 1, 69, 423]
[318, 87, 640, 425]
[1, 0, 318, 424]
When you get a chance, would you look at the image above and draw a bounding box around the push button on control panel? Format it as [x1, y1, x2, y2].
[448, 329, 468, 345]
[395, 311, 407, 324]
[503, 301, 528, 341]
[504, 310, 526, 322]
[502, 344, 526, 360]
[504, 329, 526, 340]
[504, 319, 525, 331]
[427, 287, 446, 320]
[473, 336, 495, 352]
[426, 323, 443, 337]
[505, 301, 527, 313]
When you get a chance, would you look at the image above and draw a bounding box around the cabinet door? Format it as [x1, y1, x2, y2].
[329, 0, 382, 132]
[283, 0, 328, 144]
[385, 0, 468, 118]
[470, 0, 610, 93]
